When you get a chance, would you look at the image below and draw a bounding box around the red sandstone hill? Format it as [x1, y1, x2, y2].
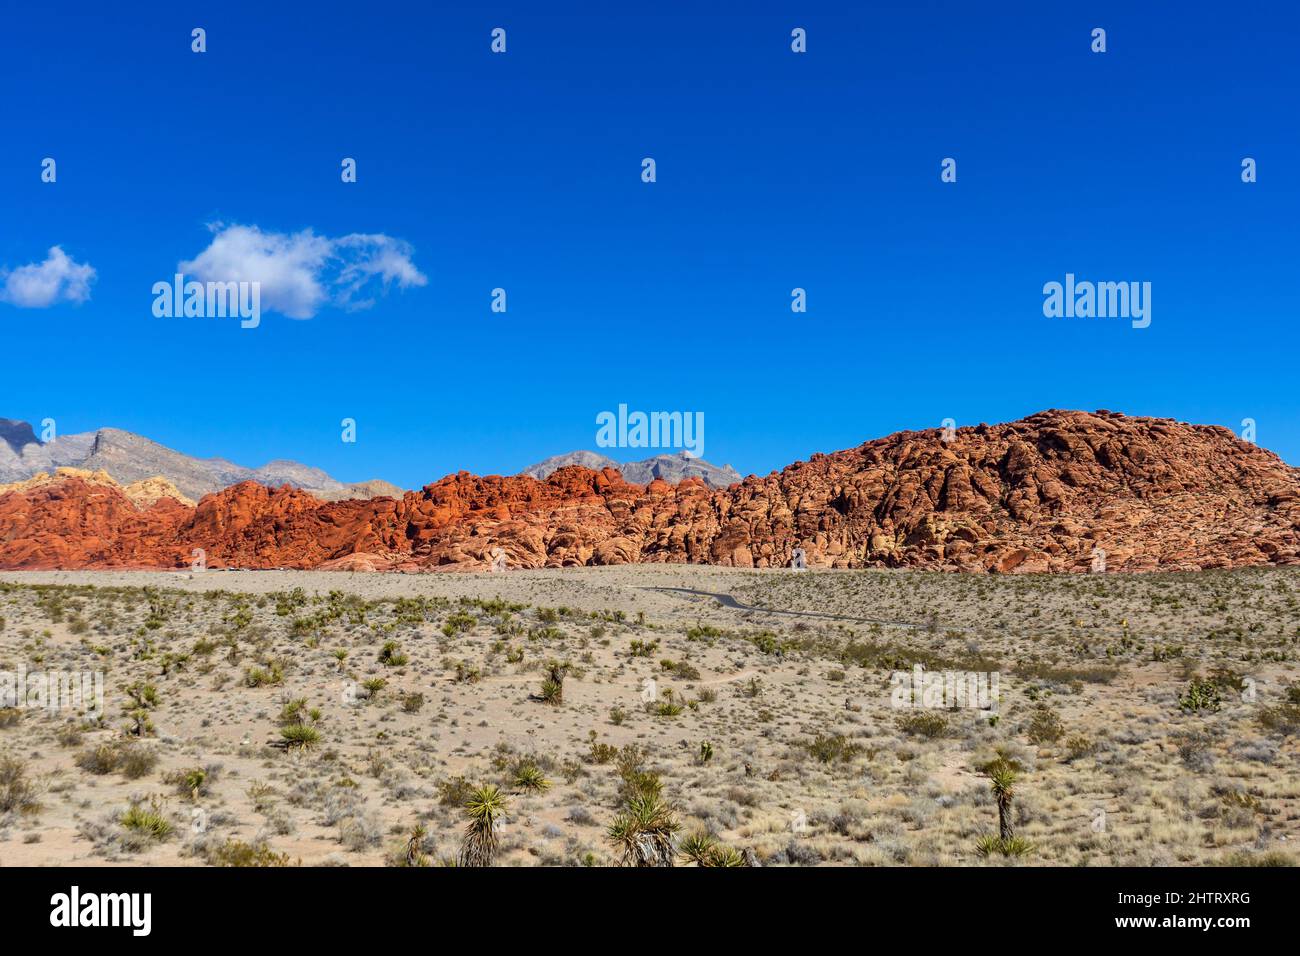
[1, 410, 1297, 573]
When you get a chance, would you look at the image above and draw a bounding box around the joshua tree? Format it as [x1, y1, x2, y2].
[123, 682, 158, 737]
[403, 823, 430, 867]
[181, 769, 206, 801]
[535, 660, 570, 706]
[973, 754, 1031, 858]
[458, 785, 507, 867]
[607, 793, 679, 867]
[989, 761, 1016, 842]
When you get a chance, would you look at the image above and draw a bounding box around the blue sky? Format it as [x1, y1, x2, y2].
[2, 0, 1297, 489]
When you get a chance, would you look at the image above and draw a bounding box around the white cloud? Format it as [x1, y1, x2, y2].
[178, 223, 427, 319]
[0, 246, 96, 308]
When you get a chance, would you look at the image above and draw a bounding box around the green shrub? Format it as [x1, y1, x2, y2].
[0, 754, 39, 813]
[119, 745, 159, 780]
[1026, 705, 1065, 745]
[453, 662, 480, 684]
[1179, 679, 1223, 713]
[805, 733, 862, 764]
[171, 767, 210, 799]
[1257, 702, 1300, 735]
[207, 839, 294, 867]
[244, 662, 284, 688]
[1064, 734, 1098, 761]
[121, 798, 172, 841]
[76, 743, 120, 775]
[438, 775, 473, 807]
[897, 711, 949, 739]
[443, 612, 476, 634]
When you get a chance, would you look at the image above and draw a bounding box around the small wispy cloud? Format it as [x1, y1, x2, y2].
[0, 246, 96, 308]
[178, 223, 427, 319]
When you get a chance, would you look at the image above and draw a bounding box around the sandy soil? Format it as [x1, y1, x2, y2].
[1, 566, 1297, 867]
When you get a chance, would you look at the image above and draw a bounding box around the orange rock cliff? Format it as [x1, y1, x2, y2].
[1, 410, 1296, 573]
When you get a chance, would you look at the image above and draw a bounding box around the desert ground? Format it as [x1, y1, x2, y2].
[0, 565, 1297, 867]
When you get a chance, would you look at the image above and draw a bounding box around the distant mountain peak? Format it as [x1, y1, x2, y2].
[0, 418, 39, 452]
[520, 450, 741, 488]
[0, 417, 401, 502]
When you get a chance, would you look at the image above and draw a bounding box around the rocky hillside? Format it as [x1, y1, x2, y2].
[0, 468, 194, 508]
[1, 410, 1296, 573]
[0, 418, 402, 502]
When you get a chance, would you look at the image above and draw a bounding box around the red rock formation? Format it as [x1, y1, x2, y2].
[1, 410, 1297, 573]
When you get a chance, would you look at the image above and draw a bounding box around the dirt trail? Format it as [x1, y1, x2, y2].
[643, 586, 924, 629]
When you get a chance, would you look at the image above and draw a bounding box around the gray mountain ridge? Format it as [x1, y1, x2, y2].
[519, 450, 742, 488]
[0, 418, 403, 503]
[2, 417, 745, 503]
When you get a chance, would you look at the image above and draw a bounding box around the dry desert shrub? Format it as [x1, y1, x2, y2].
[0, 753, 40, 814]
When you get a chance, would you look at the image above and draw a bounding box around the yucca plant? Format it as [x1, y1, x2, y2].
[378, 640, 408, 667]
[401, 822, 430, 867]
[975, 834, 1033, 858]
[454, 661, 481, 684]
[654, 689, 684, 717]
[678, 831, 718, 866]
[989, 761, 1016, 842]
[125, 708, 154, 738]
[180, 768, 207, 800]
[535, 660, 570, 705]
[280, 723, 320, 751]
[706, 846, 748, 867]
[607, 793, 679, 867]
[975, 756, 1032, 857]
[122, 681, 158, 738]
[278, 697, 310, 726]
[538, 677, 563, 704]
[458, 785, 508, 867]
[121, 797, 172, 841]
[512, 763, 550, 794]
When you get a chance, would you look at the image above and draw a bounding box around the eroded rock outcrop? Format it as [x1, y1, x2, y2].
[0, 467, 194, 508]
[1, 410, 1297, 573]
